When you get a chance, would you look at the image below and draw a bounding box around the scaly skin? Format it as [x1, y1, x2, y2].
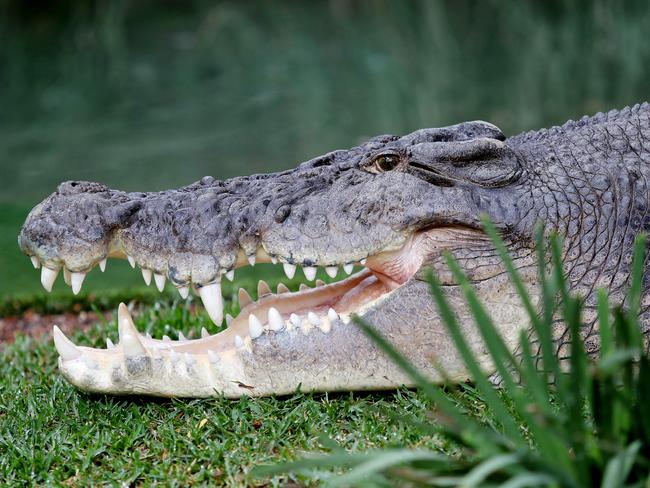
[18, 103, 650, 397]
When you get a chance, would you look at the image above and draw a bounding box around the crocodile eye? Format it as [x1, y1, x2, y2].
[365, 153, 401, 173]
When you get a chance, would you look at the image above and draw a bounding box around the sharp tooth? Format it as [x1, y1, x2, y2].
[257, 280, 272, 297]
[307, 311, 321, 326]
[271, 256, 277, 264]
[328, 308, 339, 322]
[325, 266, 338, 278]
[225, 269, 235, 281]
[63, 268, 72, 286]
[283, 263, 296, 279]
[122, 333, 147, 358]
[320, 319, 331, 333]
[127, 255, 136, 268]
[118, 303, 139, 342]
[277, 283, 290, 294]
[178, 285, 189, 299]
[41, 266, 59, 292]
[238, 288, 253, 308]
[99, 258, 107, 272]
[343, 263, 354, 275]
[207, 349, 220, 364]
[360, 258, 367, 266]
[30, 256, 40, 269]
[106, 337, 115, 349]
[145, 332, 152, 339]
[299, 283, 310, 292]
[199, 282, 224, 326]
[316, 279, 326, 287]
[290, 313, 302, 327]
[52, 325, 81, 361]
[71, 272, 86, 295]
[303, 266, 317, 281]
[268, 307, 284, 331]
[154, 273, 166, 292]
[234, 335, 245, 348]
[163, 335, 171, 342]
[141, 269, 152, 286]
[178, 331, 187, 341]
[226, 313, 234, 327]
[170, 350, 179, 363]
[201, 327, 210, 339]
[247, 254, 256, 266]
[248, 314, 264, 339]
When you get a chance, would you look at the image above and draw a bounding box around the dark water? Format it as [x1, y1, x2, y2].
[1, 0, 650, 297]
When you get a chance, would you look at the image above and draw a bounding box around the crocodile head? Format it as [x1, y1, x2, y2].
[18, 120, 538, 398]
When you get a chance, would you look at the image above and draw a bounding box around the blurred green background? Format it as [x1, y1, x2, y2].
[2, 0, 650, 302]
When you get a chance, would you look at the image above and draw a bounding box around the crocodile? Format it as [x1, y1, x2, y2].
[17, 103, 650, 398]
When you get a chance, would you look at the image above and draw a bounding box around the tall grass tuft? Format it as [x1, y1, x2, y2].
[256, 219, 650, 486]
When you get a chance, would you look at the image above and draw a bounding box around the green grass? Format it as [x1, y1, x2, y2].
[0, 296, 503, 486]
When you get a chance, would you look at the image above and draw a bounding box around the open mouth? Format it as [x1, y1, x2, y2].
[39, 227, 460, 365]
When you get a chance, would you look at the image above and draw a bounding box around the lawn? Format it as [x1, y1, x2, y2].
[0, 296, 480, 486]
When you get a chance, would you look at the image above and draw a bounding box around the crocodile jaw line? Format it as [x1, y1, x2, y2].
[47, 226, 451, 397]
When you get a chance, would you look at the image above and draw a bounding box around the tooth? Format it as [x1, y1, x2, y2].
[199, 282, 224, 326]
[343, 263, 354, 275]
[127, 255, 136, 268]
[360, 258, 367, 266]
[316, 279, 326, 287]
[178, 331, 187, 341]
[325, 266, 338, 278]
[328, 308, 339, 322]
[154, 273, 166, 292]
[307, 311, 321, 326]
[226, 313, 234, 327]
[145, 332, 152, 339]
[106, 337, 115, 349]
[118, 303, 139, 342]
[248, 315, 264, 339]
[52, 325, 81, 361]
[247, 254, 256, 266]
[201, 327, 210, 339]
[238, 288, 253, 308]
[257, 280, 272, 297]
[170, 350, 179, 363]
[122, 333, 147, 358]
[225, 269, 235, 281]
[303, 266, 317, 281]
[320, 320, 331, 333]
[71, 272, 86, 295]
[163, 335, 171, 342]
[234, 335, 245, 348]
[178, 285, 189, 299]
[141, 269, 152, 286]
[271, 256, 278, 265]
[63, 268, 72, 286]
[299, 283, 310, 292]
[207, 349, 220, 364]
[41, 266, 59, 292]
[277, 283, 290, 294]
[283, 263, 296, 279]
[268, 307, 284, 331]
[30, 256, 40, 269]
[99, 258, 107, 272]
[290, 313, 302, 327]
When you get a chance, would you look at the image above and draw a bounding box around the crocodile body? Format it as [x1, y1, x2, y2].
[18, 103, 650, 397]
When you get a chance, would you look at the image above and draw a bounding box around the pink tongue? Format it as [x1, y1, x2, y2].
[335, 275, 390, 313]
